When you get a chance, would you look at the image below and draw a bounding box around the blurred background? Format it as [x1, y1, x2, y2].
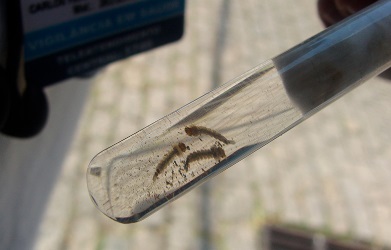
[33, 0, 391, 249]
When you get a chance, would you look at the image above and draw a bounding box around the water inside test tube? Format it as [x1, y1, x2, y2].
[87, 60, 303, 223]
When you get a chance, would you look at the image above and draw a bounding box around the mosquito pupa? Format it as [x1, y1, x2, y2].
[185, 125, 235, 144]
[153, 142, 187, 181]
[184, 145, 226, 171]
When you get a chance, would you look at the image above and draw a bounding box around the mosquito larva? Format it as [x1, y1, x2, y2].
[184, 145, 226, 171]
[185, 125, 235, 144]
[153, 142, 187, 181]
[89, 167, 102, 176]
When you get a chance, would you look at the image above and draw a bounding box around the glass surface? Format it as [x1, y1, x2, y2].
[35, 1, 391, 249]
[87, 0, 391, 223]
[87, 62, 305, 222]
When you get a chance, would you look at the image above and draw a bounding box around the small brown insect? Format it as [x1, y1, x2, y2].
[185, 125, 235, 144]
[89, 167, 102, 177]
[184, 145, 226, 171]
[153, 143, 187, 181]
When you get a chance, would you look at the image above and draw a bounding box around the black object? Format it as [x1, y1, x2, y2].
[262, 225, 381, 250]
[0, 0, 48, 138]
[0, 67, 10, 129]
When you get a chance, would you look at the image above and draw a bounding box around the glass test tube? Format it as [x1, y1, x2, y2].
[87, 1, 391, 223]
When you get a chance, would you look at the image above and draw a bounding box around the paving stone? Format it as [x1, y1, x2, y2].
[34, 1, 391, 249]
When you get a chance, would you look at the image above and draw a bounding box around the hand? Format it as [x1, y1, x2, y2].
[317, 0, 377, 26]
[317, 0, 391, 79]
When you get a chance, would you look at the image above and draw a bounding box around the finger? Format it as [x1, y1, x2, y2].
[317, 0, 345, 26]
[334, 0, 378, 17]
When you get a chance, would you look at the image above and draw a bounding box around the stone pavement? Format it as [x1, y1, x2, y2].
[34, 0, 391, 249]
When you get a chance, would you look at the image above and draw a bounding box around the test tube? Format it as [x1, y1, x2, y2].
[87, 0, 391, 223]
